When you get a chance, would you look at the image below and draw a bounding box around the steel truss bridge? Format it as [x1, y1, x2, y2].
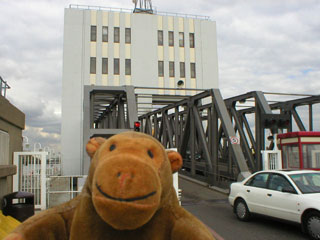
[83, 85, 320, 189]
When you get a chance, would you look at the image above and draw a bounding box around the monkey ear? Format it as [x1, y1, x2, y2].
[167, 150, 183, 173]
[86, 137, 106, 158]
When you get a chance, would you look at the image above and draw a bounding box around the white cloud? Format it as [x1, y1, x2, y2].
[1, 0, 320, 152]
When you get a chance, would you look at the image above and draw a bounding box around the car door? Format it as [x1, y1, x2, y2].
[264, 173, 301, 222]
[243, 173, 270, 215]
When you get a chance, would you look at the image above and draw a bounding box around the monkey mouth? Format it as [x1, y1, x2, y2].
[96, 184, 156, 202]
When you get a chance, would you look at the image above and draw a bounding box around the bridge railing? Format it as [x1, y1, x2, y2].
[0, 76, 10, 98]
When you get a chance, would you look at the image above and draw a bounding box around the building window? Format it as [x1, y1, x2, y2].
[169, 61, 175, 77]
[158, 30, 163, 46]
[179, 32, 184, 47]
[90, 57, 96, 74]
[125, 59, 131, 75]
[125, 28, 131, 44]
[102, 58, 108, 74]
[189, 33, 195, 48]
[191, 63, 196, 78]
[168, 31, 174, 46]
[102, 26, 108, 42]
[114, 58, 119, 75]
[114, 27, 120, 43]
[91, 26, 97, 42]
[180, 62, 185, 78]
[158, 61, 164, 77]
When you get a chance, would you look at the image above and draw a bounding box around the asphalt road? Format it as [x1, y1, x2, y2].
[179, 176, 309, 240]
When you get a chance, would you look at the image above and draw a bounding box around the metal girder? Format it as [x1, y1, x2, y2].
[193, 105, 213, 172]
[139, 88, 252, 184]
[291, 108, 306, 131]
[144, 116, 153, 134]
[83, 86, 320, 189]
[82, 85, 138, 174]
[254, 91, 272, 114]
[309, 105, 313, 131]
[230, 108, 255, 170]
[211, 89, 251, 180]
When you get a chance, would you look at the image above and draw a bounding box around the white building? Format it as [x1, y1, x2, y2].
[61, 4, 219, 175]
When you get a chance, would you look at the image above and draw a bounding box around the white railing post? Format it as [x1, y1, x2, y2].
[40, 152, 47, 210]
[13, 152, 19, 192]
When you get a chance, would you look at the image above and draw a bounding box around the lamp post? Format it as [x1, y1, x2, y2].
[34, 142, 42, 152]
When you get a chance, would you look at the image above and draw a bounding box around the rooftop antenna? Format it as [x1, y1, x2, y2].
[133, 0, 153, 14]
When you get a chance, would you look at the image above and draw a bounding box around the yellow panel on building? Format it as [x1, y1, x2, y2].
[169, 77, 175, 95]
[91, 42, 96, 57]
[91, 10, 97, 25]
[102, 12, 108, 25]
[90, 74, 96, 85]
[158, 77, 164, 87]
[158, 77, 164, 94]
[169, 47, 174, 61]
[158, 16, 163, 30]
[168, 17, 174, 31]
[114, 43, 120, 58]
[179, 48, 185, 61]
[102, 43, 108, 57]
[125, 76, 131, 85]
[190, 48, 195, 62]
[114, 75, 120, 86]
[102, 75, 108, 86]
[178, 18, 184, 32]
[125, 13, 131, 27]
[189, 19, 194, 32]
[114, 12, 120, 26]
[125, 44, 131, 59]
[178, 89, 186, 95]
[158, 46, 164, 60]
[191, 78, 196, 88]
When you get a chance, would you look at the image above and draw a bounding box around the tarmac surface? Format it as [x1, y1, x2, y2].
[179, 176, 309, 240]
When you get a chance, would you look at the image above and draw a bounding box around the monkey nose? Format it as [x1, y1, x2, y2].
[117, 172, 134, 188]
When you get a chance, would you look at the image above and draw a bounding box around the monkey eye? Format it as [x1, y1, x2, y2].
[110, 144, 116, 151]
[147, 150, 154, 158]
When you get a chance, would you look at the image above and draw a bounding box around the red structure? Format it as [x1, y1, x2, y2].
[278, 132, 320, 170]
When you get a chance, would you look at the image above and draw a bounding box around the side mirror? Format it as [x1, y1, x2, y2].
[282, 186, 296, 194]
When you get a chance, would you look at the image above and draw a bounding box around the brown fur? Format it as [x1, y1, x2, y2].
[5, 132, 214, 240]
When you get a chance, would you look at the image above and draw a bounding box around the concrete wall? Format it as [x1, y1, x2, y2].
[0, 95, 25, 208]
[61, 9, 86, 175]
[61, 8, 219, 175]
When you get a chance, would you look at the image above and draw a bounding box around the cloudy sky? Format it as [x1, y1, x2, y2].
[1, 0, 319, 153]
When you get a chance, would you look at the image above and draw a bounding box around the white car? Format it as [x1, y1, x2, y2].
[228, 170, 320, 240]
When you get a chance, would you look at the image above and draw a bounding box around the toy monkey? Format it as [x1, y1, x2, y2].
[5, 132, 214, 240]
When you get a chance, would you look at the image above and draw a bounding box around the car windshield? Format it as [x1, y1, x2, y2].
[289, 172, 320, 194]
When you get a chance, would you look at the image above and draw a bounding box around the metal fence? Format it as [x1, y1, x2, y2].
[261, 150, 282, 170]
[13, 152, 47, 210]
[69, 4, 210, 20]
[0, 76, 10, 98]
[13, 150, 180, 209]
[46, 175, 87, 208]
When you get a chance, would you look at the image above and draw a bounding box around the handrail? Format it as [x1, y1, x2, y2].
[69, 4, 210, 20]
[0, 76, 10, 98]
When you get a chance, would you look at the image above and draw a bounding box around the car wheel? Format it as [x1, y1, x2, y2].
[235, 199, 250, 221]
[304, 211, 320, 240]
